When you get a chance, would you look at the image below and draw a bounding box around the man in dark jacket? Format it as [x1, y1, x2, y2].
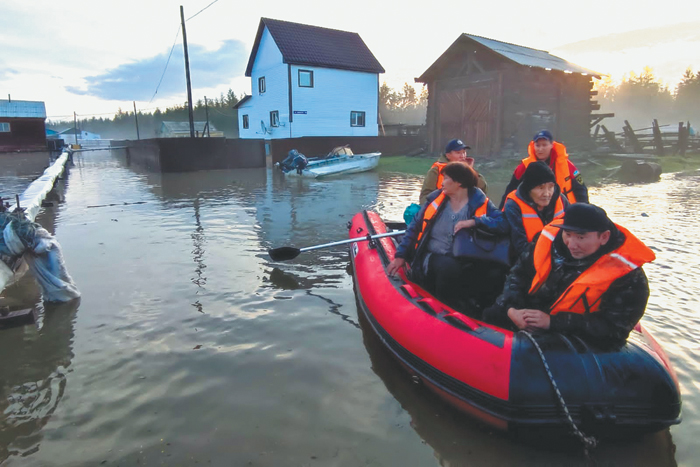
[482, 203, 655, 344]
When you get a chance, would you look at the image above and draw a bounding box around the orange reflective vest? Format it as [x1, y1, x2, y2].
[416, 192, 489, 245]
[431, 161, 447, 189]
[504, 191, 565, 242]
[523, 141, 577, 204]
[529, 221, 655, 315]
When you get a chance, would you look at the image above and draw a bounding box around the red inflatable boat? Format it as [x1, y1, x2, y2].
[349, 210, 681, 439]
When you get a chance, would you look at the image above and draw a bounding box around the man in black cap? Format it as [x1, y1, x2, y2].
[483, 203, 655, 344]
[418, 138, 488, 206]
[498, 130, 588, 209]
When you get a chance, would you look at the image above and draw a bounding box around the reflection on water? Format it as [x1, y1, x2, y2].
[0, 150, 697, 466]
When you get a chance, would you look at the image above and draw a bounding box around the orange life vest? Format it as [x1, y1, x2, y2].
[431, 161, 447, 189]
[416, 192, 489, 245]
[529, 221, 655, 315]
[504, 191, 565, 242]
[523, 141, 577, 204]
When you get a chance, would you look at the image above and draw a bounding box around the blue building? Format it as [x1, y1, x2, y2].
[236, 18, 385, 139]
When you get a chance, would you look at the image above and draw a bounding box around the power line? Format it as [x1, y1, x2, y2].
[149, 26, 181, 104]
[187, 0, 220, 21]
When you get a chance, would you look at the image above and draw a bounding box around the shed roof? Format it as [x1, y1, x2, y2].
[160, 121, 218, 133]
[0, 99, 47, 119]
[417, 33, 602, 82]
[245, 18, 385, 76]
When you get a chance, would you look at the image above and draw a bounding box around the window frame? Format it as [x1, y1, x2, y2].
[0, 122, 10, 132]
[258, 76, 266, 94]
[298, 69, 314, 88]
[270, 110, 280, 128]
[242, 114, 249, 129]
[350, 111, 366, 127]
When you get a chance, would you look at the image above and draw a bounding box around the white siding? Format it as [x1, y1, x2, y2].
[238, 27, 290, 139]
[289, 66, 378, 137]
[238, 26, 380, 139]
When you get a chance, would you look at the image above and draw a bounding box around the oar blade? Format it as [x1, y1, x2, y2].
[268, 246, 301, 262]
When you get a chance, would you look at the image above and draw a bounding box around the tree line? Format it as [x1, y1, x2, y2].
[47, 89, 242, 140]
[596, 67, 700, 131]
[379, 82, 428, 126]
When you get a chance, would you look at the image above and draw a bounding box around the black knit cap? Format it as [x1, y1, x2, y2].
[553, 203, 612, 233]
[520, 161, 556, 193]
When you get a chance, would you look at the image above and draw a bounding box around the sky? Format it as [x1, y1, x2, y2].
[2, 0, 700, 121]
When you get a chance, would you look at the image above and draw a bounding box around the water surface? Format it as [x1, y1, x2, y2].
[1, 150, 698, 466]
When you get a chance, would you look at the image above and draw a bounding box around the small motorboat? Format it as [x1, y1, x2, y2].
[348, 210, 681, 441]
[280, 146, 380, 178]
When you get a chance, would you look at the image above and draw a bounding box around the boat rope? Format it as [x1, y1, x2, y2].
[520, 330, 598, 455]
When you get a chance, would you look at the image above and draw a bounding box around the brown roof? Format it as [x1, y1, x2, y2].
[245, 18, 384, 76]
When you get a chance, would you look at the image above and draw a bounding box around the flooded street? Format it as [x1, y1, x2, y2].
[1, 149, 699, 466]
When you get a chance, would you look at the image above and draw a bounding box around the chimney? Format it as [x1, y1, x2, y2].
[7, 94, 10, 103]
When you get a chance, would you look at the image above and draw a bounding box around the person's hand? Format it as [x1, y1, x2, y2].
[507, 308, 528, 330]
[464, 157, 475, 167]
[454, 219, 476, 234]
[387, 257, 406, 276]
[522, 309, 551, 330]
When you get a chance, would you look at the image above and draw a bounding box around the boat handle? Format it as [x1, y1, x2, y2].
[444, 312, 479, 331]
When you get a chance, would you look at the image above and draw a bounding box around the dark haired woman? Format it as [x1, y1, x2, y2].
[503, 160, 570, 258]
[387, 162, 508, 313]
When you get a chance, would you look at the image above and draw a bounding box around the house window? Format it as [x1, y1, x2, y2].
[350, 111, 365, 127]
[242, 115, 249, 129]
[299, 70, 313, 87]
[0, 122, 10, 132]
[270, 111, 279, 127]
[258, 77, 266, 94]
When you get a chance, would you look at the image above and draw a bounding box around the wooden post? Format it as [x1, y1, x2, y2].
[601, 125, 623, 153]
[593, 124, 601, 139]
[677, 122, 688, 156]
[180, 5, 195, 138]
[73, 112, 78, 146]
[623, 120, 643, 153]
[133, 101, 140, 140]
[652, 119, 665, 156]
[204, 96, 210, 137]
[378, 112, 385, 137]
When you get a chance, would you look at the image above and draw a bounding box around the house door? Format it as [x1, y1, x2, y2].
[438, 83, 497, 156]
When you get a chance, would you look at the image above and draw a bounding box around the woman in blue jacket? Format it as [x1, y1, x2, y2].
[387, 162, 509, 313]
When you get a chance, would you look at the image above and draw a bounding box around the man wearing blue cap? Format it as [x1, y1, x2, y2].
[498, 130, 588, 209]
[419, 138, 488, 205]
[482, 203, 655, 344]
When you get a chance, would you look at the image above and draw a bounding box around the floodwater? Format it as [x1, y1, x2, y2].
[1, 149, 698, 466]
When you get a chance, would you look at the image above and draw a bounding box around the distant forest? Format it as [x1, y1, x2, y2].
[46, 69, 700, 139]
[47, 89, 241, 140]
[595, 67, 700, 131]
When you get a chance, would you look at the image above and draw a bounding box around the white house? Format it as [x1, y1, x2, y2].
[236, 18, 385, 139]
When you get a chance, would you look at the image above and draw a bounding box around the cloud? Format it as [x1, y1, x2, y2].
[65, 39, 248, 101]
[554, 21, 700, 54]
[0, 66, 19, 80]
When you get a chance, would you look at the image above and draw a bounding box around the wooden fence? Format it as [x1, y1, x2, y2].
[593, 120, 699, 156]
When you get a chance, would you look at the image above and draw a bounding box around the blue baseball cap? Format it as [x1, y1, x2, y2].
[533, 130, 554, 142]
[445, 139, 471, 153]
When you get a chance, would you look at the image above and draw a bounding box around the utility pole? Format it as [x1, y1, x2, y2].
[180, 5, 195, 138]
[133, 101, 140, 140]
[74, 112, 78, 146]
[204, 96, 210, 137]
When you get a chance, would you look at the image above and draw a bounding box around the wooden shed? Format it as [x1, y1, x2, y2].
[416, 34, 603, 156]
[0, 99, 47, 152]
